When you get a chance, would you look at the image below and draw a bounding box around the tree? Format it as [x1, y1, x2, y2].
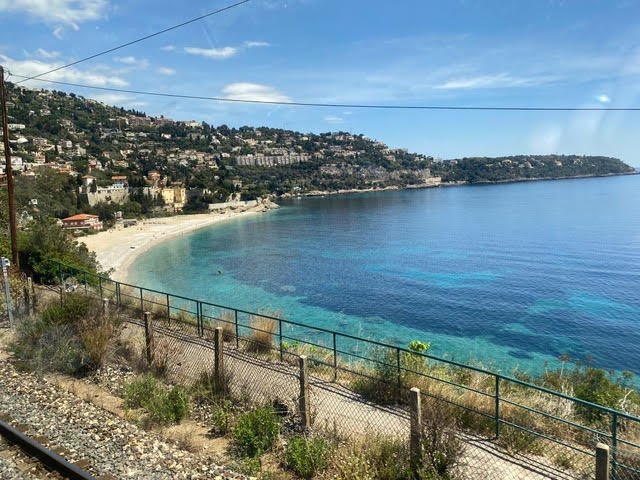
[19, 219, 101, 283]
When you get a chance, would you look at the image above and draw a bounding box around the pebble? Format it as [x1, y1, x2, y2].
[0, 361, 250, 480]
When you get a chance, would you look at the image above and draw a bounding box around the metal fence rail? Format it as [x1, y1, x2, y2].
[55, 261, 640, 478]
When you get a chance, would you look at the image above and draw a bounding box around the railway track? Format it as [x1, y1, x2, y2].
[0, 417, 96, 480]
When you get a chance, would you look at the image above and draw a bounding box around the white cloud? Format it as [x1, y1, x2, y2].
[434, 73, 554, 90]
[184, 46, 237, 59]
[157, 67, 176, 76]
[221, 83, 290, 102]
[115, 56, 136, 65]
[1, 53, 128, 88]
[597, 94, 611, 103]
[161, 45, 176, 52]
[0, 0, 107, 25]
[115, 56, 149, 68]
[90, 92, 147, 108]
[244, 41, 270, 48]
[35, 48, 60, 59]
[324, 115, 344, 124]
[52, 26, 65, 39]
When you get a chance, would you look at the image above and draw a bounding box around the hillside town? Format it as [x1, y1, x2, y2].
[0, 83, 634, 233]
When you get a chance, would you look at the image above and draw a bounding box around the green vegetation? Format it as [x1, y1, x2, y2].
[4, 82, 634, 221]
[285, 435, 330, 479]
[10, 294, 117, 374]
[232, 405, 282, 457]
[123, 373, 190, 425]
[432, 155, 633, 184]
[18, 218, 101, 283]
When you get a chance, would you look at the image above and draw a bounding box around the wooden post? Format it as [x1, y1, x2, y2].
[143, 312, 154, 366]
[595, 443, 610, 480]
[214, 327, 224, 390]
[102, 298, 109, 316]
[410, 387, 423, 473]
[299, 355, 310, 429]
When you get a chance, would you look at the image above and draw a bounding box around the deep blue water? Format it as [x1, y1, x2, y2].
[129, 175, 640, 376]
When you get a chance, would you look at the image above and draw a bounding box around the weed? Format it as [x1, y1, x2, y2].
[232, 405, 281, 457]
[285, 435, 330, 479]
[123, 374, 190, 425]
[209, 400, 234, 437]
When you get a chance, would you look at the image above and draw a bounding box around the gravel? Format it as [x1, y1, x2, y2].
[0, 361, 248, 480]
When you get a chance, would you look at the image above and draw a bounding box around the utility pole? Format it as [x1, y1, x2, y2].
[0, 66, 19, 270]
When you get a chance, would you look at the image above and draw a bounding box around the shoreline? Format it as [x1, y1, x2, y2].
[82, 171, 637, 282]
[80, 206, 273, 283]
[288, 170, 639, 197]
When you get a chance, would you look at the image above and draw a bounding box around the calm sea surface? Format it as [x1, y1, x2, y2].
[129, 175, 640, 376]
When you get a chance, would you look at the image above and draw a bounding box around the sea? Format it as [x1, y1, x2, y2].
[129, 174, 640, 377]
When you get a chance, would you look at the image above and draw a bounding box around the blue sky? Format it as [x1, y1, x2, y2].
[1, 0, 639, 165]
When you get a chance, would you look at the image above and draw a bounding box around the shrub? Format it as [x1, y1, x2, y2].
[330, 437, 414, 480]
[352, 341, 430, 405]
[78, 316, 117, 370]
[10, 317, 86, 375]
[124, 373, 161, 408]
[285, 435, 330, 479]
[40, 294, 99, 326]
[421, 398, 463, 476]
[232, 405, 281, 457]
[209, 399, 234, 437]
[123, 374, 189, 424]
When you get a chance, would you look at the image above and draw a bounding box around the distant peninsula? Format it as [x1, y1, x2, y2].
[1, 83, 635, 222]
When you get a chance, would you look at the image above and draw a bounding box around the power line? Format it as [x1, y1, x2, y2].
[14, 0, 251, 85]
[7, 73, 640, 112]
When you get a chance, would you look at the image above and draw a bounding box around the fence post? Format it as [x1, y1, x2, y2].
[409, 387, 423, 474]
[596, 443, 610, 480]
[166, 294, 170, 326]
[611, 413, 618, 474]
[115, 282, 121, 307]
[102, 298, 109, 316]
[214, 327, 224, 390]
[332, 332, 337, 382]
[396, 347, 402, 400]
[299, 355, 310, 429]
[98, 276, 103, 300]
[279, 318, 283, 361]
[83, 271, 87, 293]
[139, 288, 144, 315]
[143, 311, 154, 366]
[495, 376, 501, 438]
[234, 310, 239, 348]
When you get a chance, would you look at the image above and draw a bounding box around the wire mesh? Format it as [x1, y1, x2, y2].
[45, 262, 640, 479]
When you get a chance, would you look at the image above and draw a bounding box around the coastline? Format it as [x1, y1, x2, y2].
[80, 205, 274, 283]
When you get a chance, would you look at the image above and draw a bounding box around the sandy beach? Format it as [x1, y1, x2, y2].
[80, 207, 268, 282]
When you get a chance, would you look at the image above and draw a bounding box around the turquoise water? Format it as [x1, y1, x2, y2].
[129, 175, 640, 376]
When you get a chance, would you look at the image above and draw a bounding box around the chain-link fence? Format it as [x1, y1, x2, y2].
[45, 261, 640, 479]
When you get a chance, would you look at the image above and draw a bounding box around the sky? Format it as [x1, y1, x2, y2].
[0, 0, 639, 165]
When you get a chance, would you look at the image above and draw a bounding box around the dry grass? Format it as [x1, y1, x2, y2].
[246, 312, 279, 354]
[78, 316, 119, 369]
[216, 311, 237, 342]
